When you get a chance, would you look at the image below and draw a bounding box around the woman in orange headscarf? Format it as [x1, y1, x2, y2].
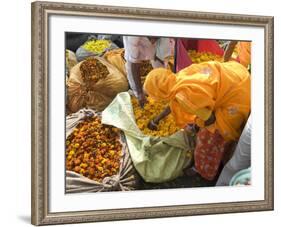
[144, 61, 251, 180]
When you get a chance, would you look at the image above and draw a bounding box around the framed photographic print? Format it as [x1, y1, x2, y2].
[31, 1, 274, 225]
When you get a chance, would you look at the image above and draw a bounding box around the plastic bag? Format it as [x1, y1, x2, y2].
[229, 168, 251, 186]
[76, 39, 119, 62]
[66, 109, 139, 193]
[67, 56, 129, 113]
[102, 92, 195, 183]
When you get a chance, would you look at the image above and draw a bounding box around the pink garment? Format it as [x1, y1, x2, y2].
[176, 39, 193, 72]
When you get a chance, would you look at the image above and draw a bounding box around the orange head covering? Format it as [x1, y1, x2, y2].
[143, 61, 251, 141]
[144, 68, 176, 101]
[144, 67, 215, 128]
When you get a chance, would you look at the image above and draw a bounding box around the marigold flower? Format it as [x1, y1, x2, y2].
[131, 96, 180, 137]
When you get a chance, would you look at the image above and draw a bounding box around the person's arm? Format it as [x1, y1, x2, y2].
[223, 41, 238, 62]
[126, 61, 147, 108]
[124, 36, 151, 108]
[147, 106, 171, 130]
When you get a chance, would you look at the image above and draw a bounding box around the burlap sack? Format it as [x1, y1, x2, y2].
[66, 109, 139, 193]
[103, 48, 127, 76]
[67, 56, 129, 113]
[66, 49, 78, 77]
[76, 40, 118, 62]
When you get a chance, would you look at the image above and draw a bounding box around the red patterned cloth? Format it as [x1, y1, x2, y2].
[194, 128, 228, 180]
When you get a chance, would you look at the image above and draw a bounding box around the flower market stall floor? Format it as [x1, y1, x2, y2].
[138, 170, 219, 190]
[137, 146, 235, 190]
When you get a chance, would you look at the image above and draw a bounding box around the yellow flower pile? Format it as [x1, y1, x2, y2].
[131, 96, 180, 137]
[82, 39, 111, 53]
[188, 50, 222, 63]
[231, 45, 239, 59]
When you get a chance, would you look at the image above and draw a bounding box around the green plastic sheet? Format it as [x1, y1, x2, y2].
[102, 92, 195, 183]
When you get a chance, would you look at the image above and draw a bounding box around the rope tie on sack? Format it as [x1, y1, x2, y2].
[102, 175, 121, 190]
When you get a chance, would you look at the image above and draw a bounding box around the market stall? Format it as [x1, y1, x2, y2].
[64, 34, 251, 192]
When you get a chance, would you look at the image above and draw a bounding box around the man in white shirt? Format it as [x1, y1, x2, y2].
[123, 36, 172, 107]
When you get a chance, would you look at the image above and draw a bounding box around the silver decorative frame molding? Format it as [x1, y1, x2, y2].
[31, 1, 274, 225]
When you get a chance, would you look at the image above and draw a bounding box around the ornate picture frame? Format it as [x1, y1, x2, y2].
[31, 1, 274, 225]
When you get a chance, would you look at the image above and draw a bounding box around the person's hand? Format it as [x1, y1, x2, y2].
[184, 124, 199, 135]
[147, 107, 171, 130]
[147, 119, 158, 130]
[137, 92, 147, 108]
